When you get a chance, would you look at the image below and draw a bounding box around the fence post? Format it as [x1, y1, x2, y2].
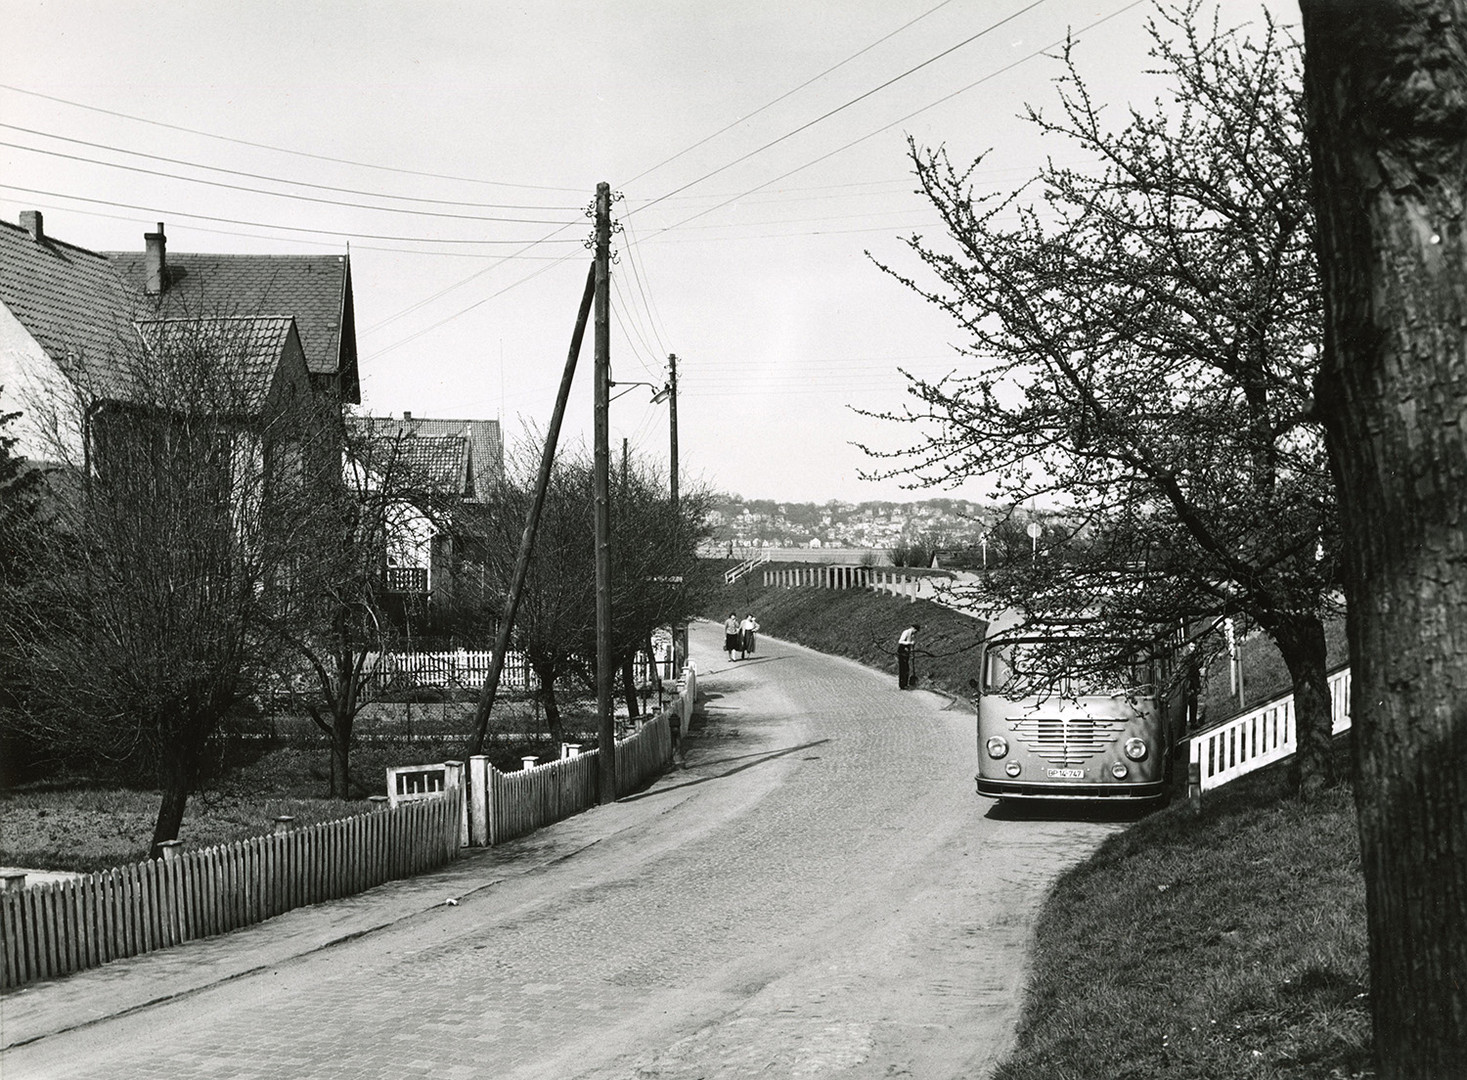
[1187, 760, 1202, 815]
[442, 761, 467, 850]
[468, 755, 489, 847]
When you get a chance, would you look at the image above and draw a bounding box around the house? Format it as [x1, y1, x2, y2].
[1, 211, 357, 470]
[346, 413, 504, 619]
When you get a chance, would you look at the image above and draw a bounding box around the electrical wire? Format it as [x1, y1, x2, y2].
[0, 140, 581, 225]
[0, 82, 585, 193]
[622, 0, 963, 188]
[0, 123, 581, 211]
[634, 0, 1148, 240]
[0, 182, 587, 245]
[629, 0, 1048, 222]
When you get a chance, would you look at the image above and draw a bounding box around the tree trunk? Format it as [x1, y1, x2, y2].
[538, 681, 564, 746]
[1267, 613, 1338, 797]
[149, 735, 201, 858]
[1300, 4, 1467, 1074]
[620, 654, 640, 720]
[329, 713, 353, 799]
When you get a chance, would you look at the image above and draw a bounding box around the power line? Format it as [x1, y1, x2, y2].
[369, 252, 589, 358]
[0, 123, 582, 211]
[0, 82, 583, 193]
[0, 182, 587, 246]
[1, 140, 581, 225]
[630, 0, 1049, 222]
[637, 0, 1148, 240]
[363, 221, 583, 332]
[622, 0, 962, 188]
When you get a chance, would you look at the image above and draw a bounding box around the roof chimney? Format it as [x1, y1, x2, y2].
[144, 222, 167, 295]
[19, 211, 43, 242]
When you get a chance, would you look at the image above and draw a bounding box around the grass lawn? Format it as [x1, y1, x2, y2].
[1, 696, 604, 874]
[995, 742, 1370, 1080]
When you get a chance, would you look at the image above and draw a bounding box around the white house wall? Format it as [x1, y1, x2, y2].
[0, 300, 84, 467]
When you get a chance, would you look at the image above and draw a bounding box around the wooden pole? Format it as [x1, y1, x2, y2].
[667, 352, 679, 517]
[594, 182, 617, 803]
[468, 261, 597, 756]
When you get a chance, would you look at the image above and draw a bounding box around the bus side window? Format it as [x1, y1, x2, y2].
[984, 646, 1012, 693]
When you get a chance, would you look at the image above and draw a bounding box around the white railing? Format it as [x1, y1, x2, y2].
[1189, 667, 1351, 791]
[724, 554, 770, 585]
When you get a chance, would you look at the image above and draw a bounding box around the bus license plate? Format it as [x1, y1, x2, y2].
[1046, 768, 1086, 779]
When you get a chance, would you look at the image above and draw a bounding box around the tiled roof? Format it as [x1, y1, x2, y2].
[107, 249, 357, 400]
[391, 416, 503, 499]
[3, 215, 357, 404]
[0, 218, 135, 393]
[134, 316, 301, 413]
[347, 416, 473, 497]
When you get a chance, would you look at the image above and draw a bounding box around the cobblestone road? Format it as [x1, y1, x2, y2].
[2, 622, 1124, 1079]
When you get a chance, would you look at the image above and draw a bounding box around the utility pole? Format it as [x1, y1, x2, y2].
[667, 353, 679, 517]
[593, 182, 616, 804]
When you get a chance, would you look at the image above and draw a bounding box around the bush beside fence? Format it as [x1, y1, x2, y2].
[0, 789, 463, 991]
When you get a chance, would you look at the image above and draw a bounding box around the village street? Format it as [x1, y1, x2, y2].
[2, 622, 1123, 1080]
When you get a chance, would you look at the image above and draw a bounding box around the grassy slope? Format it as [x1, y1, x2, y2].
[997, 744, 1370, 1080]
[706, 562, 988, 699]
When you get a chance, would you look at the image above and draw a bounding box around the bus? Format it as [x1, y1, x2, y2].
[974, 632, 1194, 801]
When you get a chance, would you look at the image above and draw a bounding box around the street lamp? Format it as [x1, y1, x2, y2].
[609, 356, 679, 516]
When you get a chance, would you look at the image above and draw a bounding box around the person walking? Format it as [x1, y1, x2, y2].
[724, 612, 742, 661]
[741, 613, 760, 658]
[897, 623, 920, 689]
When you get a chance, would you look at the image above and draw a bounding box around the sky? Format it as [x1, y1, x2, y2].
[1, 0, 1296, 505]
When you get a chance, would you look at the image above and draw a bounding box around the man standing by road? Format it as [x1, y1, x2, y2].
[897, 624, 919, 689]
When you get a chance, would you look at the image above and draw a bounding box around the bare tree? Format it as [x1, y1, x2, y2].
[15, 317, 317, 856]
[281, 413, 454, 798]
[475, 436, 711, 745]
[1298, 2, 1467, 1073]
[869, 1, 1342, 791]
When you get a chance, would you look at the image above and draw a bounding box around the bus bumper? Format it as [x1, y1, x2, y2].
[974, 775, 1166, 800]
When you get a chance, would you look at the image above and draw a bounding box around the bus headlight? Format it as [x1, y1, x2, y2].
[1005, 761, 1022, 777]
[986, 736, 1009, 759]
[1123, 737, 1149, 761]
[1111, 762, 1129, 779]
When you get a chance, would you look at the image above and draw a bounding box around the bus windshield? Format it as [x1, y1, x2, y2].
[982, 639, 1153, 699]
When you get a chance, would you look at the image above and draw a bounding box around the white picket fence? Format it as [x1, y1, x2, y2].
[391, 662, 698, 847]
[1189, 667, 1352, 791]
[363, 647, 677, 696]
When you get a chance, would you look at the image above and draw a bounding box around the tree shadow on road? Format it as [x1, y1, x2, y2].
[620, 739, 831, 802]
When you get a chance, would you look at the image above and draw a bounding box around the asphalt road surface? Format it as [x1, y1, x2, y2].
[2, 621, 1124, 1080]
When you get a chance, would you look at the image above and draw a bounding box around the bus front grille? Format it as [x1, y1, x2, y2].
[1010, 717, 1125, 767]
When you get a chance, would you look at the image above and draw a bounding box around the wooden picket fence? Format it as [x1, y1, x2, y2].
[467, 663, 696, 846]
[0, 789, 463, 991]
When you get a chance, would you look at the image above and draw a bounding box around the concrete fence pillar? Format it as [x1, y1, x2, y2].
[159, 840, 182, 861]
[1, 871, 27, 892]
[273, 815, 295, 837]
[522, 755, 538, 771]
[369, 794, 389, 810]
[468, 755, 489, 847]
[443, 760, 468, 849]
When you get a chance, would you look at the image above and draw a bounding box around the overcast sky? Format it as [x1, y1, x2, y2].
[1, 0, 1295, 505]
